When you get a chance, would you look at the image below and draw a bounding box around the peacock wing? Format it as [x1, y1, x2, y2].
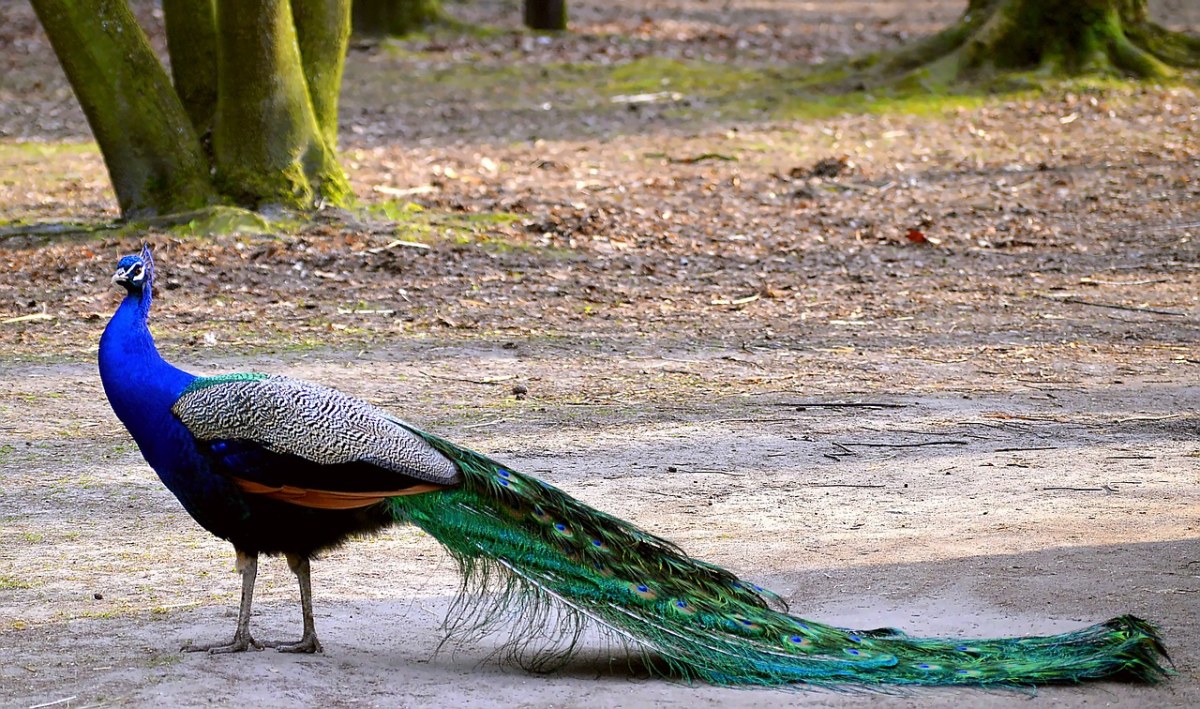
[172, 374, 461, 509]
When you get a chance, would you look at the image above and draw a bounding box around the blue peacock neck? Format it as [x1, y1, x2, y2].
[99, 284, 196, 466]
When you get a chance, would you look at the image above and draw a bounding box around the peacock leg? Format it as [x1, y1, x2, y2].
[266, 553, 323, 653]
[183, 549, 264, 653]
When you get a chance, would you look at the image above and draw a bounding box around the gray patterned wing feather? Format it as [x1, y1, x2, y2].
[172, 375, 461, 485]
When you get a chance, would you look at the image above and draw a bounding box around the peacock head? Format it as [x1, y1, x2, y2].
[112, 244, 156, 295]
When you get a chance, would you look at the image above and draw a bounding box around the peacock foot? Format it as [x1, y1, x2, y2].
[264, 633, 323, 654]
[182, 632, 264, 654]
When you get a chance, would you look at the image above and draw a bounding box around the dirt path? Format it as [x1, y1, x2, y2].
[1, 344, 1197, 707]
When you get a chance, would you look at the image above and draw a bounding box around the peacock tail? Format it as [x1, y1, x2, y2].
[388, 428, 1170, 688]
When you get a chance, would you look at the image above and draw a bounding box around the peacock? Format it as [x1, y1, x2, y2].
[98, 245, 1169, 687]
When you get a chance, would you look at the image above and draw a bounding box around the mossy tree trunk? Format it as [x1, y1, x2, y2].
[868, 0, 1199, 86]
[162, 0, 218, 155]
[31, 0, 215, 218]
[352, 0, 444, 37]
[525, 0, 567, 31]
[32, 0, 354, 219]
[294, 0, 353, 149]
[212, 0, 350, 209]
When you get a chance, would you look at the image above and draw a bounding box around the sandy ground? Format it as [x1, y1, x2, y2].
[1, 343, 1197, 707]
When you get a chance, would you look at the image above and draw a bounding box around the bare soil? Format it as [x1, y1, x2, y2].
[1, 1, 1199, 707]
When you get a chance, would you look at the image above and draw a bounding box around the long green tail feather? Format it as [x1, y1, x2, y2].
[387, 429, 1171, 687]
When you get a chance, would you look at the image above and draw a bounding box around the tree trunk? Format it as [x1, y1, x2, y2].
[352, 0, 444, 37]
[524, 0, 567, 31]
[30, 0, 215, 218]
[867, 0, 1198, 86]
[293, 0, 352, 148]
[163, 0, 218, 151]
[33, 0, 354, 220]
[212, 0, 350, 210]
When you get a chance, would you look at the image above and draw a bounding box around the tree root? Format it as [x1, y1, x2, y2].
[847, 0, 1198, 91]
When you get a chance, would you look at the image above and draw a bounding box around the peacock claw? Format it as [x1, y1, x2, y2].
[182, 634, 264, 654]
[264, 634, 323, 654]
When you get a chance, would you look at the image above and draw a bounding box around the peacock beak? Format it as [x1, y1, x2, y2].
[112, 265, 142, 289]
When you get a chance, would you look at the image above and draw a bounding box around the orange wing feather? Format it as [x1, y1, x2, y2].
[232, 478, 443, 510]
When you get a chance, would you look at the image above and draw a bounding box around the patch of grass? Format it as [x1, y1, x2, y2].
[365, 200, 522, 240]
[154, 205, 281, 238]
[0, 575, 35, 590]
[770, 89, 990, 121]
[604, 57, 761, 98]
[368, 47, 1198, 129]
[0, 141, 97, 160]
[145, 652, 182, 667]
[363, 201, 545, 255]
[68, 609, 123, 620]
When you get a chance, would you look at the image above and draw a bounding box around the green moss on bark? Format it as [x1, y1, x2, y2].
[212, 0, 351, 210]
[864, 0, 1196, 89]
[293, 0, 352, 147]
[30, 0, 214, 218]
[163, 0, 219, 148]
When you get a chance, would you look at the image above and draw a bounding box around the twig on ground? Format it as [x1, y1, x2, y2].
[1, 313, 54, 325]
[461, 417, 507, 429]
[1041, 485, 1116, 493]
[364, 238, 431, 254]
[1079, 277, 1169, 286]
[841, 440, 969, 448]
[832, 442, 857, 456]
[711, 293, 760, 306]
[670, 468, 739, 477]
[1113, 413, 1186, 423]
[0, 221, 117, 238]
[1039, 294, 1186, 317]
[768, 401, 908, 409]
[808, 483, 886, 489]
[705, 416, 813, 425]
[994, 446, 1058, 452]
[669, 152, 738, 164]
[416, 370, 516, 385]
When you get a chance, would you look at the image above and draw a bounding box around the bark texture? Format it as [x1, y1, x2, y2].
[163, 0, 218, 149]
[213, 0, 349, 210]
[869, 0, 1198, 85]
[524, 0, 568, 31]
[30, 0, 214, 217]
[293, 0, 353, 148]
